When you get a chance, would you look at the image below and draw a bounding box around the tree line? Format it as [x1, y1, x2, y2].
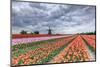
[20, 30, 39, 34]
[78, 31, 96, 35]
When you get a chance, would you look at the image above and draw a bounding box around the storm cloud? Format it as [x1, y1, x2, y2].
[12, 1, 96, 34]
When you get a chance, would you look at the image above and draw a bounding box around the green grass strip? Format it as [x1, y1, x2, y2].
[12, 46, 40, 57]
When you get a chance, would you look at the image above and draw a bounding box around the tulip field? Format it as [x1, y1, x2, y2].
[11, 34, 96, 66]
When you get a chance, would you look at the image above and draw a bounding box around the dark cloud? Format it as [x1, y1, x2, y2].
[12, 1, 96, 34]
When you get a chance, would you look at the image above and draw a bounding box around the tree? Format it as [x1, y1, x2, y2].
[20, 30, 27, 34]
[34, 31, 39, 34]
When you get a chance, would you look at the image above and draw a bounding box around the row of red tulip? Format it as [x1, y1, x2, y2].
[81, 35, 96, 49]
[12, 34, 66, 39]
[84, 35, 95, 40]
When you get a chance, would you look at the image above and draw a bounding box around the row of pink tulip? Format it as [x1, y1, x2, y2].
[12, 35, 71, 45]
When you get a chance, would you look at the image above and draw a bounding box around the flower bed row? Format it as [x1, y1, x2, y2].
[12, 35, 71, 45]
[81, 35, 96, 54]
[12, 35, 76, 66]
[81, 35, 96, 50]
[82, 35, 96, 40]
[49, 35, 92, 63]
[12, 35, 96, 66]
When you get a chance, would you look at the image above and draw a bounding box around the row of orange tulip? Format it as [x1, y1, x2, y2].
[12, 36, 75, 66]
[49, 35, 91, 63]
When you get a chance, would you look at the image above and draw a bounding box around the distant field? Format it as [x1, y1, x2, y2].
[12, 34, 96, 66]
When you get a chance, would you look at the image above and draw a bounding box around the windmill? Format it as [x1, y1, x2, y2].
[47, 26, 52, 35]
[42, 24, 53, 35]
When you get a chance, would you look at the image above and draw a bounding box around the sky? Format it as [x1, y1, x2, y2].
[12, 1, 96, 34]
